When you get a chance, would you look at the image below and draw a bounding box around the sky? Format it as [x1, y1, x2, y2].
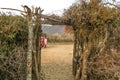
[0, 0, 120, 15]
[0, 0, 75, 15]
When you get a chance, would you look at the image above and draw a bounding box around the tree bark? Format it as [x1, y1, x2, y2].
[27, 15, 33, 80]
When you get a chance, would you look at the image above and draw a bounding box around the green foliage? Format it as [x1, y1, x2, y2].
[0, 12, 28, 79]
[0, 13, 28, 53]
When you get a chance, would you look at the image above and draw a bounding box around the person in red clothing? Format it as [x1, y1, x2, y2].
[40, 36, 48, 48]
[40, 36, 45, 47]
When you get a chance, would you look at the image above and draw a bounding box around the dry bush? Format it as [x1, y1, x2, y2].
[87, 28, 120, 80]
[63, 0, 120, 79]
[0, 47, 27, 80]
[87, 48, 120, 80]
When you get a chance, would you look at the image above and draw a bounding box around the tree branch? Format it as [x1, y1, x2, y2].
[0, 8, 25, 13]
[104, 2, 120, 9]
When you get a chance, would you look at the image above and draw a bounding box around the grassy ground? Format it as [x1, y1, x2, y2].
[41, 43, 75, 80]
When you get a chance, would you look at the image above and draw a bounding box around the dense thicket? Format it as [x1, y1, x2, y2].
[63, 0, 120, 80]
[0, 13, 28, 80]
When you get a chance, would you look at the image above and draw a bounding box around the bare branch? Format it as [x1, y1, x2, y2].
[104, 2, 120, 9]
[0, 7, 64, 24]
[0, 8, 25, 13]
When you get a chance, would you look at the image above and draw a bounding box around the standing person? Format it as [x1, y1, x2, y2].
[40, 36, 45, 48]
[44, 38, 47, 47]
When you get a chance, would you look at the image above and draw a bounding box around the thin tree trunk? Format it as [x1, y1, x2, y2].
[27, 19, 33, 80]
[22, 5, 33, 80]
[32, 8, 42, 80]
[73, 30, 77, 76]
[80, 49, 89, 80]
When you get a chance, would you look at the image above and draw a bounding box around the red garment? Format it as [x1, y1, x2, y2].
[40, 37, 45, 47]
[41, 37, 45, 43]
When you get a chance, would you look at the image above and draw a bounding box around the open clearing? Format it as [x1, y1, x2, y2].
[41, 43, 75, 80]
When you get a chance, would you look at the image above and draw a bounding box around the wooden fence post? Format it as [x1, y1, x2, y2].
[23, 6, 33, 80]
[32, 7, 43, 80]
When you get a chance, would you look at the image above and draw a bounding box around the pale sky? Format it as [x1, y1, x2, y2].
[0, 0, 120, 15]
[0, 0, 75, 15]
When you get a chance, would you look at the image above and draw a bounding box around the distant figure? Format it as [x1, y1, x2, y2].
[40, 36, 47, 48]
[44, 38, 47, 47]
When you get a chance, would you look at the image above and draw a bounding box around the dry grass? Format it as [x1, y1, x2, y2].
[47, 34, 74, 43]
[41, 43, 74, 80]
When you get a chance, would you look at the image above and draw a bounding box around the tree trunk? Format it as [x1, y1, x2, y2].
[32, 8, 43, 80]
[73, 30, 77, 76]
[27, 18, 33, 80]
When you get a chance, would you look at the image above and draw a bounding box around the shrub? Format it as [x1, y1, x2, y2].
[0, 13, 28, 79]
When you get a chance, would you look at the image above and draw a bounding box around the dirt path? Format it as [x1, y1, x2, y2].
[41, 43, 75, 80]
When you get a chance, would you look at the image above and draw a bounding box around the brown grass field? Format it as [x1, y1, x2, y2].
[41, 43, 75, 80]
